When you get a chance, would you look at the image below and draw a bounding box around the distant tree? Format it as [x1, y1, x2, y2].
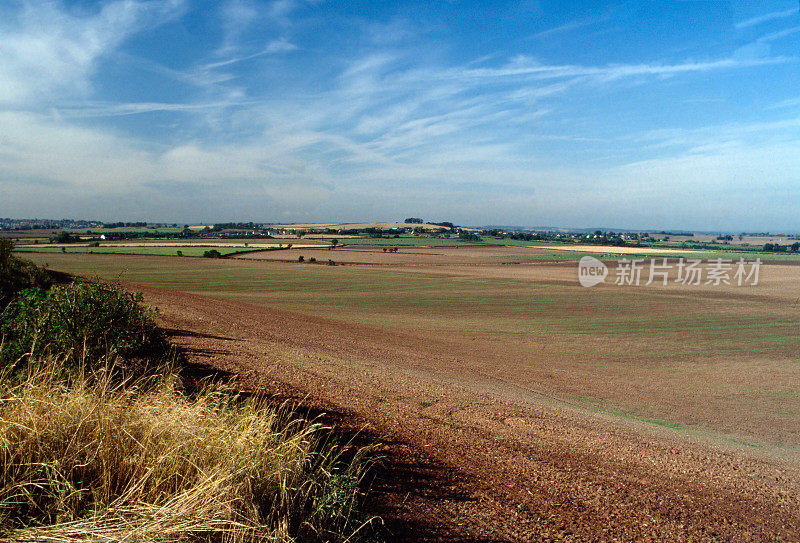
[176, 250, 183, 257]
[52, 231, 77, 244]
[296, 230, 307, 238]
[203, 249, 223, 258]
[792, 242, 800, 252]
[309, 257, 316, 262]
[298, 255, 304, 262]
[764, 243, 775, 252]
[458, 231, 482, 242]
[404, 218, 424, 224]
[331, 238, 338, 247]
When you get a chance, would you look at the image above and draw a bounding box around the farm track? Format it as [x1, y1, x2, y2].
[135, 284, 800, 542]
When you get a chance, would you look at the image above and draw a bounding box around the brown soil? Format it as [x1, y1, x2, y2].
[136, 283, 800, 542]
[234, 245, 566, 265]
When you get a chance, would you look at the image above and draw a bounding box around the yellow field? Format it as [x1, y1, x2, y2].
[533, 244, 711, 255]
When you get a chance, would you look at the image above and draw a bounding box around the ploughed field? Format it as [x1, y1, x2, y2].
[26, 249, 800, 541]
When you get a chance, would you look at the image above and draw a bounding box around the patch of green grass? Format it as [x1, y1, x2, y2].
[599, 408, 684, 429]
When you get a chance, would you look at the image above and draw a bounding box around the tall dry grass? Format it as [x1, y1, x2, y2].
[0, 363, 375, 542]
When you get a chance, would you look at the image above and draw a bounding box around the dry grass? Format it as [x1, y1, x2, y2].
[0, 362, 375, 542]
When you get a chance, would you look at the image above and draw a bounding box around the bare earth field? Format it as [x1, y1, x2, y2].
[234, 245, 575, 265]
[25, 251, 800, 541]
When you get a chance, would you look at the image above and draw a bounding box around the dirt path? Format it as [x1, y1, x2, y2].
[138, 284, 800, 542]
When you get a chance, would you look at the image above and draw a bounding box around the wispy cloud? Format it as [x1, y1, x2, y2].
[55, 100, 256, 118]
[458, 55, 795, 83]
[0, 0, 185, 106]
[758, 25, 800, 42]
[2, 1, 799, 228]
[736, 8, 798, 29]
[528, 13, 611, 40]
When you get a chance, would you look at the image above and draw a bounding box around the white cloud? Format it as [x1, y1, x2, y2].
[736, 8, 798, 29]
[458, 55, 795, 83]
[0, 0, 185, 106]
[758, 25, 800, 43]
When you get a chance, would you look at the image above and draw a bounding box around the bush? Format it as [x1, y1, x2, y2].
[0, 275, 378, 542]
[299, 255, 305, 262]
[0, 239, 52, 309]
[202, 249, 223, 258]
[0, 281, 168, 373]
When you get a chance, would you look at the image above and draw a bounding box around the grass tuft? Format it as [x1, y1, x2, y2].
[0, 363, 376, 542]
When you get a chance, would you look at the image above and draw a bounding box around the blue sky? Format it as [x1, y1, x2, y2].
[1, 0, 799, 230]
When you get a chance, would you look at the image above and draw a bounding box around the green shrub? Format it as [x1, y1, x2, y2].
[0, 239, 52, 309]
[0, 281, 168, 373]
[203, 249, 223, 258]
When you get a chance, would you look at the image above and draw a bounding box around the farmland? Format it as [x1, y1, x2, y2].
[20, 247, 800, 540]
[13, 231, 800, 262]
[14, 245, 261, 257]
[24, 249, 800, 449]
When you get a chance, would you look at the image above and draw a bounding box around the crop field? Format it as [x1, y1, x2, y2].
[13, 240, 327, 257]
[324, 235, 488, 246]
[25, 250, 800, 451]
[532, 242, 800, 261]
[16, 233, 800, 264]
[15, 245, 264, 257]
